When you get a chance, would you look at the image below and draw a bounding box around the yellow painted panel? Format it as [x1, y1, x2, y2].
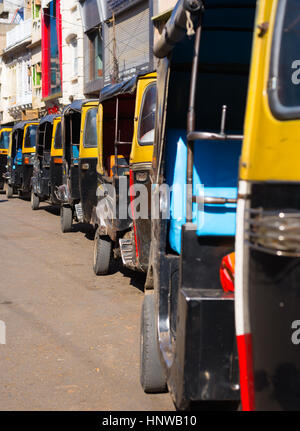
[22, 122, 39, 154]
[97, 103, 104, 174]
[240, 0, 300, 182]
[50, 117, 62, 157]
[130, 72, 157, 166]
[0, 128, 12, 155]
[79, 102, 99, 159]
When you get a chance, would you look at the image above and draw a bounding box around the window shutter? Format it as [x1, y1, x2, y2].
[105, 1, 150, 83]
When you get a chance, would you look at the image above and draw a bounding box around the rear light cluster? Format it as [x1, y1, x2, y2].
[220, 251, 235, 292]
[24, 154, 35, 165]
[247, 208, 300, 257]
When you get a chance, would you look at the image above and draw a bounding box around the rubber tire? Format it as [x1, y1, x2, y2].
[140, 294, 167, 393]
[60, 205, 73, 233]
[31, 190, 40, 210]
[5, 183, 13, 199]
[93, 232, 115, 275]
[93, 232, 116, 275]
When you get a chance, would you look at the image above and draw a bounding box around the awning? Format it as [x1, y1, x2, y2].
[153, 0, 203, 59]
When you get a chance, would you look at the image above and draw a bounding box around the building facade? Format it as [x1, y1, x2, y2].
[61, 0, 84, 105]
[41, 0, 63, 113]
[0, 0, 161, 124]
[79, 0, 107, 97]
[29, 0, 45, 118]
[0, 2, 33, 124]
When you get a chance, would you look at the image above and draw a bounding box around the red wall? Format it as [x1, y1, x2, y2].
[41, 0, 63, 99]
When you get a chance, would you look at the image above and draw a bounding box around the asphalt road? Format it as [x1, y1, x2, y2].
[0, 195, 174, 411]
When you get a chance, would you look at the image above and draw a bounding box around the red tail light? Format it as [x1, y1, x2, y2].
[220, 252, 235, 292]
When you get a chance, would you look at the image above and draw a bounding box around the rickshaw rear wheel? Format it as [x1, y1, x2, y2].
[140, 294, 167, 393]
[5, 182, 13, 199]
[31, 189, 40, 210]
[93, 231, 115, 275]
[60, 205, 73, 233]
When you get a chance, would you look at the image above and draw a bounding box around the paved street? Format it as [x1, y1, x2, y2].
[0, 195, 174, 411]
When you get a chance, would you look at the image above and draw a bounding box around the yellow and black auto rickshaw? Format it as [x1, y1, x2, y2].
[0, 127, 12, 192]
[58, 99, 98, 232]
[139, 0, 258, 410]
[4, 121, 38, 199]
[31, 114, 62, 210]
[235, 0, 300, 411]
[92, 72, 156, 275]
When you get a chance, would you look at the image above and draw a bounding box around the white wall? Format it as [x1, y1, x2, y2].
[61, 0, 84, 105]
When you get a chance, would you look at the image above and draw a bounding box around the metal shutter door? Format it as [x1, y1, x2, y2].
[104, 1, 150, 83]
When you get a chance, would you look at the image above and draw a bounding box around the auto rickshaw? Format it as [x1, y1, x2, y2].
[0, 127, 12, 192]
[31, 114, 62, 210]
[92, 72, 156, 275]
[235, 0, 300, 411]
[139, 0, 256, 410]
[58, 99, 98, 232]
[4, 121, 38, 199]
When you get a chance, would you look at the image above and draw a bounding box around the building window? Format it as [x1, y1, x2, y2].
[88, 28, 103, 81]
[32, 0, 41, 20]
[32, 63, 42, 88]
[27, 65, 32, 92]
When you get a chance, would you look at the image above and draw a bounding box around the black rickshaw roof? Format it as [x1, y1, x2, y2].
[62, 99, 98, 115]
[99, 70, 154, 103]
[12, 120, 38, 132]
[38, 114, 60, 126]
[153, 0, 256, 59]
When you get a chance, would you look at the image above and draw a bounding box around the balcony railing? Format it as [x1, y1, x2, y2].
[6, 19, 31, 50]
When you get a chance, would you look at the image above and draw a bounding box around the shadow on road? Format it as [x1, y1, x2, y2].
[71, 222, 95, 240]
[119, 267, 146, 293]
[0, 199, 8, 203]
[38, 204, 60, 216]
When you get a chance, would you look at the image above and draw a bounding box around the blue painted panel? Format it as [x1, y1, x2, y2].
[15, 148, 23, 166]
[165, 129, 241, 254]
[72, 145, 79, 164]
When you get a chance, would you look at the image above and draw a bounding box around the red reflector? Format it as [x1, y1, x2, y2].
[237, 334, 255, 411]
[220, 252, 235, 292]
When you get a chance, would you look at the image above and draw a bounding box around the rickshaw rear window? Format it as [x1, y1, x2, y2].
[54, 122, 62, 149]
[83, 108, 97, 148]
[24, 125, 38, 148]
[269, 0, 300, 119]
[138, 83, 156, 146]
[0, 131, 10, 149]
